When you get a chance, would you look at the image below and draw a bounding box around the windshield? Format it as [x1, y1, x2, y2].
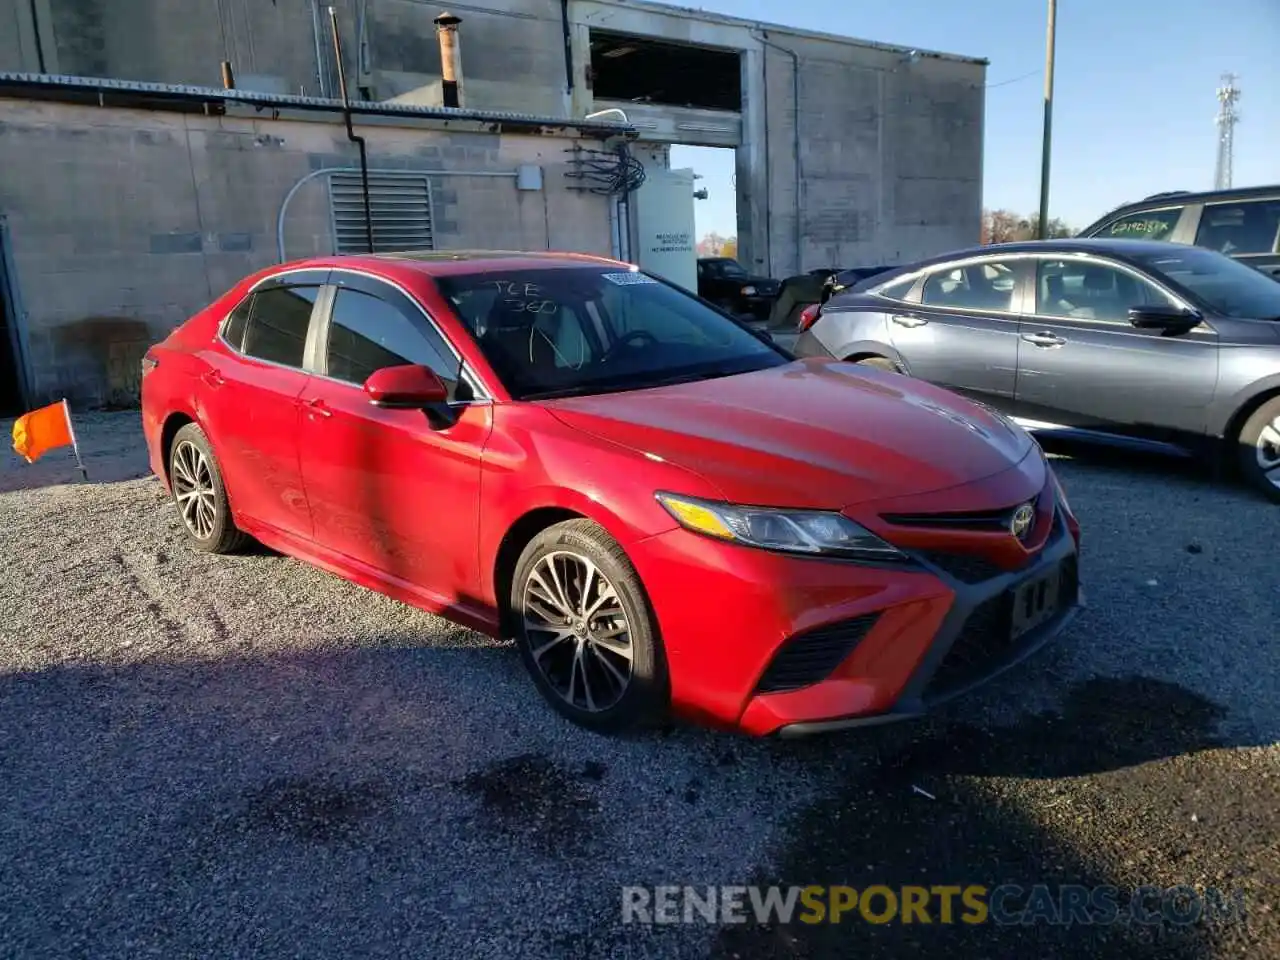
[1134, 247, 1280, 319]
[715, 259, 749, 278]
[436, 266, 787, 400]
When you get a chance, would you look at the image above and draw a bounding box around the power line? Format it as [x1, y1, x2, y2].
[985, 68, 1040, 89]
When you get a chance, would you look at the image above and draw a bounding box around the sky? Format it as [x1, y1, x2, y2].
[668, 0, 1279, 241]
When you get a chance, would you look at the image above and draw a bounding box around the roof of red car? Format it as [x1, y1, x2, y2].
[280, 250, 630, 278]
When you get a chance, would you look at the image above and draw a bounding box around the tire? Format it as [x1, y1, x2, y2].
[1235, 396, 1280, 503]
[167, 423, 251, 553]
[854, 355, 901, 373]
[510, 519, 668, 733]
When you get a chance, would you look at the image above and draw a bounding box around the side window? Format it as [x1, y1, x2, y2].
[920, 260, 1018, 312]
[1035, 260, 1174, 323]
[875, 276, 916, 301]
[1194, 200, 1280, 256]
[325, 287, 457, 389]
[1099, 207, 1183, 241]
[222, 296, 252, 351]
[241, 286, 320, 368]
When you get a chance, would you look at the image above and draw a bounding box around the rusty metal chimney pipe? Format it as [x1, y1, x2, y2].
[434, 11, 462, 108]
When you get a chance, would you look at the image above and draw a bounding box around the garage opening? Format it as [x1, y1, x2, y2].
[588, 30, 741, 111]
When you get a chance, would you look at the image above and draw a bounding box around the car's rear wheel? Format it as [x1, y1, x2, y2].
[168, 423, 250, 553]
[510, 519, 667, 733]
[854, 355, 901, 373]
[1237, 396, 1280, 503]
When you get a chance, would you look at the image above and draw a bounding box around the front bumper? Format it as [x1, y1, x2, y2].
[774, 516, 1082, 736]
[629, 468, 1082, 736]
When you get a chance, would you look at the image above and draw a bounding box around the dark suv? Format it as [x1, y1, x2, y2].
[1079, 186, 1280, 279]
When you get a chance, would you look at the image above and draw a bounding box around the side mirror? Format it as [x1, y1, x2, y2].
[1127, 305, 1200, 331]
[363, 364, 449, 408]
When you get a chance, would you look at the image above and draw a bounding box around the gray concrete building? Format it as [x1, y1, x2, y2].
[0, 0, 987, 409]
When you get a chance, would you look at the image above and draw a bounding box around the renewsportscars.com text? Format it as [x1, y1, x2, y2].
[621, 884, 1246, 927]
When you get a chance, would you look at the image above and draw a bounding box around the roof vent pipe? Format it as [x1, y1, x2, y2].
[434, 12, 462, 108]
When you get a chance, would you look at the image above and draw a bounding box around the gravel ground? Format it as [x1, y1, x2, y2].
[0, 414, 1276, 959]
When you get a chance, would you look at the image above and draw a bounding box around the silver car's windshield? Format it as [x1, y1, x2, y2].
[1134, 247, 1280, 320]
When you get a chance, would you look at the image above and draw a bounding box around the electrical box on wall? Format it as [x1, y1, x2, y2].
[516, 165, 544, 191]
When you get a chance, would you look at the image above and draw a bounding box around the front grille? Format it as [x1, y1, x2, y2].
[925, 552, 1080, 699]
[883, 492, 1044, 535]
[755, 614, 880, 694]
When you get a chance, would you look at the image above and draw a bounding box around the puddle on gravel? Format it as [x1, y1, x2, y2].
[456, 752, 603, 858]
[240, 777, 389, 843]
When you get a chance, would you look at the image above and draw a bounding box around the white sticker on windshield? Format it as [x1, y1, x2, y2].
[602, 271, 657, 285]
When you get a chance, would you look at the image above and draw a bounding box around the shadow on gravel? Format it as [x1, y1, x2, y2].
[714, 675, 1268, 960]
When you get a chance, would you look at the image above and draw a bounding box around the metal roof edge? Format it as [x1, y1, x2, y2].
[591, 0, 989, 66]
[0, 72, 637, 135]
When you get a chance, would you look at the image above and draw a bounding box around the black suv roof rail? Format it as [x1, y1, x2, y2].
[1142, 190, 1192, 200]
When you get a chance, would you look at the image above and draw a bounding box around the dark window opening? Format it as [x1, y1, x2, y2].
[589, 30, 741, 112]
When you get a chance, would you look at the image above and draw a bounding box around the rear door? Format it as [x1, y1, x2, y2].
[886, 254, 1029, 407]
[1013, 256, 1219, 446]
[200, 271, 327, 539]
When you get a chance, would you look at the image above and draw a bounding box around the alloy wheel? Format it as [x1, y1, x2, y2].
[171, 440, 218, 539]
[1256, 416, 1280, 490]
[521, 550, 634, 713]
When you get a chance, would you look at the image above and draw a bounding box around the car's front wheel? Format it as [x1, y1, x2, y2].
[854, 355, 901, 373]
[510, 519, 668, 733]
[1237, 396, 1280, 503]
[168, 422, 250, 553]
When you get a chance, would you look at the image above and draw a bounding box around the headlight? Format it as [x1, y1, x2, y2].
[741, 285, 757, 296]
[655, 492, 906, 561]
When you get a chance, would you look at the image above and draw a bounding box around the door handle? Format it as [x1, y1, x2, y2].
[1021, 331, 1066, 347]
[202, 369, 225, 388]
[891, 314, 928, 328]
[304, 398, 332, 419]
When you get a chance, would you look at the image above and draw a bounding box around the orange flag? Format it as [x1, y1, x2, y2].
[12, 400, 85, 477]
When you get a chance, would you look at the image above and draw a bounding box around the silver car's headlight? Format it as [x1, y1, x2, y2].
[655, 492, 906, 561]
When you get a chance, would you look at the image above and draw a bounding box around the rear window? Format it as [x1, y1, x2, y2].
[1095, 207, 1183, 241]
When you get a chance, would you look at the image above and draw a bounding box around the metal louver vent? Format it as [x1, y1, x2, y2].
[328, 173, 435, 255]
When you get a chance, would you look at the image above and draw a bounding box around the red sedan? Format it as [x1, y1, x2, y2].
[141, 251, 1083, 736]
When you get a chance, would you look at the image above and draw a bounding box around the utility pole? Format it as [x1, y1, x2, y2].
[1214, 74, 1240, 190]
[1037, 0, 1057, 239]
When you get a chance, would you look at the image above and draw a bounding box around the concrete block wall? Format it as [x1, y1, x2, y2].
[761, 39, 985, 277]
[0, 98, 612, 407]
[7, 0, 363, 95]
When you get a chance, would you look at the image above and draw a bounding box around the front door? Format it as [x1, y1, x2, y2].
[297, 273, 493, 604]
[888, 256, 1028, 407]
[1013, 257, 1219, 445]
[199, 275, 327, 539]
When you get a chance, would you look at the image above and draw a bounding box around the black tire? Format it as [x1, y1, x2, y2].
[510, 519, 668, 734]
[1235, 396, 1280, 504]
[167, 423, 251, 553]
[854, 355, 901, 373]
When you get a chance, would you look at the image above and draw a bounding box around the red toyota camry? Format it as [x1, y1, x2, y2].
[141, 251, 1083, 736]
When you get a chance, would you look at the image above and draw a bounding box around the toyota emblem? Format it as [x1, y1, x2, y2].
[1010, 503, 1035, 540]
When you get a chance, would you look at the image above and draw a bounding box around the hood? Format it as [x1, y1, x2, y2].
[542, 358, 1034, 509]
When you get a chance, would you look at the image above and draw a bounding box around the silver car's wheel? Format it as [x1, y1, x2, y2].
[171, 440, 217, 540]
[522, 550, 634, 713]
[1236, 397, 1280, 504]
[1254, 416, 1280, 490]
